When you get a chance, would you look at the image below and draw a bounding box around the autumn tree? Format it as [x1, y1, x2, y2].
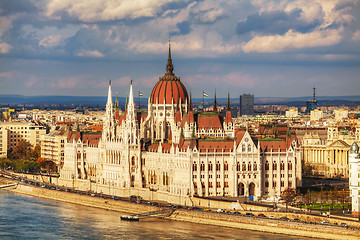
[281, 188, 297, 212]
[10, 140, 33, 160]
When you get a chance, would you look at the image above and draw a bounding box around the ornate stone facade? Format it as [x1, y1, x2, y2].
[59, 45, 301, 202]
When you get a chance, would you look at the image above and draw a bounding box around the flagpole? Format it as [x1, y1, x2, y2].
[202, 90, 204, 109]
[138, 92, 140, 110]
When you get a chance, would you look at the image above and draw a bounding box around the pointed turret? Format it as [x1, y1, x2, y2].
[225, 92, 232, 123]
[166, 38, 174, 75]
[115, 92, 119, 110]
[189, 91, 193, 112]
[107, 80, 112, 106]
[128, 80, 135, 112]
[213, 90, 217, 112]
[227, 92, 231, 111]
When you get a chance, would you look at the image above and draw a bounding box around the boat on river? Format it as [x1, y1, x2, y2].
[121, 215, 139, 221]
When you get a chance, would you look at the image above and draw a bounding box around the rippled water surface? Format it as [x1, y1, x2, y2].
[0, 191, 315, 239]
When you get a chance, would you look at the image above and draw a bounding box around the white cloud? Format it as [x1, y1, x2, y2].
[242, 28, 342, 53]
[46, 0, 181, 22]
[39, 35, 63, 48]
[0, 16, 14, 54]
[352, 30, 360, 42]
[76, 50, 105, 58]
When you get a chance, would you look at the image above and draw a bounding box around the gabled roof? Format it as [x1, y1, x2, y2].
[328, 139, 350, 148]
[235, 130, 246, 146]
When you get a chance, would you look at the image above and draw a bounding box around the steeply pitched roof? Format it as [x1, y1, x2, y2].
[198, 113, 222, 130]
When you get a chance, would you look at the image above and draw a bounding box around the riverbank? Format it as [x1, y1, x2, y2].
[3, 182, 359, 240]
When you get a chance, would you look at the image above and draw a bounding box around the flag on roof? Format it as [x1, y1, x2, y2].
[139, 91, 143, 96]
[203, 91, 208, 97]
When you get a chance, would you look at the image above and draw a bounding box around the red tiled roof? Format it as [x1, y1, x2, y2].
[225, 110, 232, 123]
[235, 130, 246, 146]
[174, 110, 181, 123]
[198, 140, 233, 152]
[198, 115, 222, 130]
[259, 140, 287, 152]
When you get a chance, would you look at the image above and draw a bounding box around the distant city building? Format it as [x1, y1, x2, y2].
[305, 87, 318, 113]
[286, 109, 298, 118]
[40, 128, 68, 172]
[334, 109, 348, 122]
[297, 121, 360, 178]
[0, 126, 8, 158]
[240, 94, 254, 116]
[310, 109, 323, 121]
[0, 122, 46, 157]
[349, 142, 360, 216]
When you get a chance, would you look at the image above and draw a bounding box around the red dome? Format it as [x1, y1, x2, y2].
[150, 45, 188, 105]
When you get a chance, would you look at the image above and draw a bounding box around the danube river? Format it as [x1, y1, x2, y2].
[0, 190, 317, 240]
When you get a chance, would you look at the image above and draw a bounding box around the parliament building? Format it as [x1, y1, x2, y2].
[59, 45, 302, 204]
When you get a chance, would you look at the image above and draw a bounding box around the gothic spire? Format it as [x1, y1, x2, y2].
[166, 38, 174, 75]
[189, 91, 193, 112]
[128, 80, 135, 112]
[213, 90, 217, 112]
[107, 80, 112, 105]
[115, 92, 119, 110]
[227, 92, 231, 111]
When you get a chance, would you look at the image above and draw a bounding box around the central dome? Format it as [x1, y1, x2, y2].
[150, 44, 188, 105]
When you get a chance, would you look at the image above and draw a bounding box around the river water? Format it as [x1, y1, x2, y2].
[0, 190, 315, 240]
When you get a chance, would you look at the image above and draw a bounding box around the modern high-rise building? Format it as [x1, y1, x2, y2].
[305, 87, 318, 114]
[240, 94, 254, 116]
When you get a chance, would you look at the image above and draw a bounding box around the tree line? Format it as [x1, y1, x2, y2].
[0, 140, 51, 173]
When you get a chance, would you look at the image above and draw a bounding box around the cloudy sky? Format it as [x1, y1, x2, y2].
[0, 0, 359, 99]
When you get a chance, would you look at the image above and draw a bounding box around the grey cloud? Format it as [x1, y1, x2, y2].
[237, 9, 322, 35]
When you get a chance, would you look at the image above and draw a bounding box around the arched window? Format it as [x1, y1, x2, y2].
[131, 156, 135, 166]
[280, 161, 285, 170]
[200, 162, 205, 171]
[242, 162, 246, 171]
[242, 144, 246, 152]
[253, 163, 257, 171]
[216, 161, 221, 171]
[265, 161, 269, 170]
[224, 161, 229, 171]
[237, 162, 241, 171]
[248, 163, 252, 171]
[248, 144, 251, 152]
[288, 162, 293, 170]
[209, 162, 213, 171]
[193, 163, 197, 171]
[273, 162, 277, 171]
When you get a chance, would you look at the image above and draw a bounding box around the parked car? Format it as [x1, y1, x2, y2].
[268, 216, 275, 219]
[203, 208, 211, 211]
[292, 218, 300, 222]
[320, 221, 329, 225]
[233, 211, 241, 215]
[280, 216, 289, 221]
[340, 223, 348, 227]
[245, 213, 254, 217]
[258, 213, 266, 218]
[216, 209, 223, 213]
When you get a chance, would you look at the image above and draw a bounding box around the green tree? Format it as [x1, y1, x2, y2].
[281, 188, 297, 212]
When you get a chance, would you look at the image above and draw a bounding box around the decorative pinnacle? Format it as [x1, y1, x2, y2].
[227, 92, 231, 111]
[166, 37, 174, 75]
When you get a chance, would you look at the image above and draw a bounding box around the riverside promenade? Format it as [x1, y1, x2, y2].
[1, 173, 359, 240]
